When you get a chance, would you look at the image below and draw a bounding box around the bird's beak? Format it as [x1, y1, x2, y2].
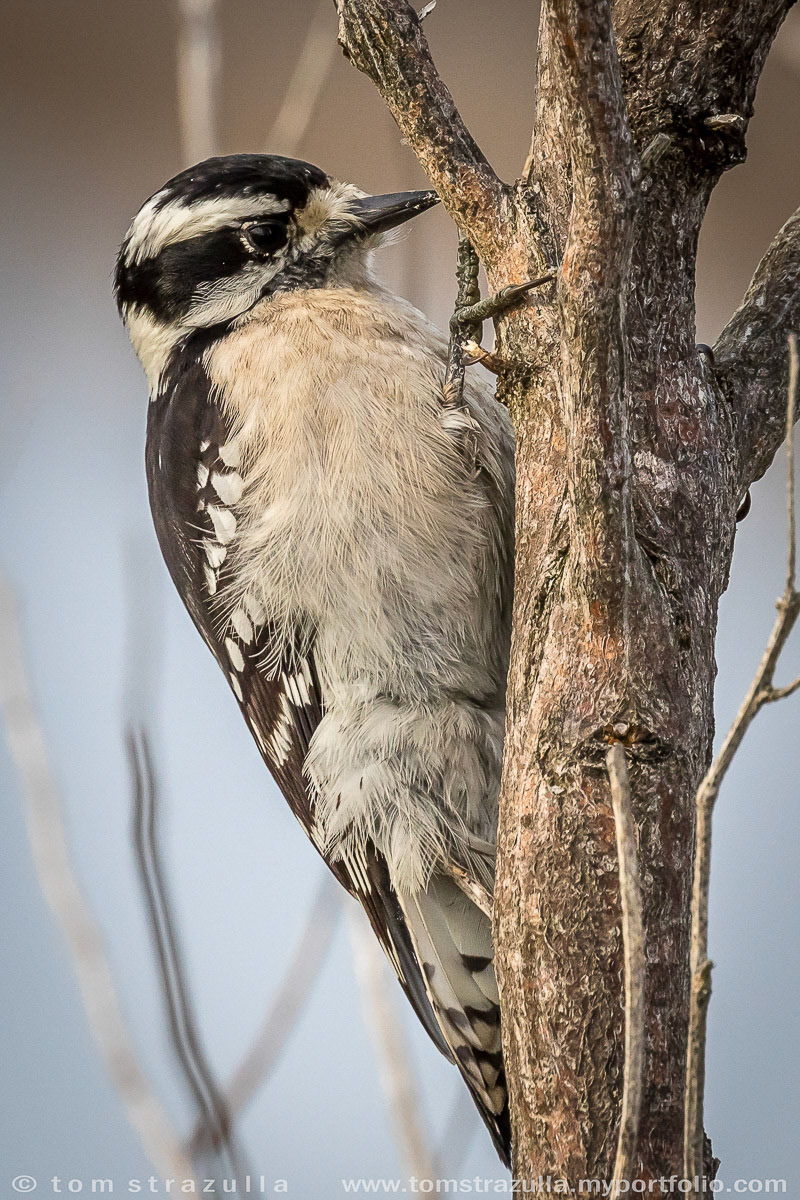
[346, 189, 439, 238]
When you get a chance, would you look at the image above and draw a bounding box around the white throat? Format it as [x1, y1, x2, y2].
[124, 242, 380, 395]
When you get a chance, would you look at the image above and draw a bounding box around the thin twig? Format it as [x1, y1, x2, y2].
[176, 0, 220, 165]
[266, 0, 338, 156]
[462, 340, 504, 376]
[0, 574, 192, 1182]
[684, 333, 800, 1190]
[444, 860, 493, 918]
[605, 744, 646, 1198]
[188, 871, 343, 1155]
[347, 906, 439, 1180]
[129, 728, 250, 1190]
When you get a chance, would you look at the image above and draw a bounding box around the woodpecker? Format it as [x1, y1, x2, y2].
[115, 154, 515, 1164]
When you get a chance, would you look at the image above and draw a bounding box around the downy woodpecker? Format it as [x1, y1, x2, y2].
[115, 154, 515, 1163]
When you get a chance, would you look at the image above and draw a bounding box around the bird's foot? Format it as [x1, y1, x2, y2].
[451, 273, 554, 333]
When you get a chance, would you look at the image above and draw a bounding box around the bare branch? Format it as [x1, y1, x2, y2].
[176, 0, 220, 164]
[347, 906, 438, 1180]
[462, 340, 504, 376]
[684, 334, 800, 1190]
[605, 744, 646, 1198]
[189, 871, 342, 1154]
[129, 729, 250, 1187]
[0, 575, 192, 1182]
[265, 0, 338, 156]
[765, 675, 800, 702]
[334, 0, 506, 260]
[443, 860, 493, 918]
[714, 206, 800, 491]
[528, 0, 636, 243]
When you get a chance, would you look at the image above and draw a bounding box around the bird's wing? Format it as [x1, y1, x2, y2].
[145, 341, 452, 1061]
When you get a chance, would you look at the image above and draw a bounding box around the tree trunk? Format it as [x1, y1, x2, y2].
[336, 0, 800, 1185]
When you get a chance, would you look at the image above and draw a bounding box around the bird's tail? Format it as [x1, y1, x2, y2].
[397, 874, 511, 1167]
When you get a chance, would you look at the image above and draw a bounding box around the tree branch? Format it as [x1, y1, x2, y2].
[606, 744, 646, 1198]
[0, 575, 193, 1182]
[129, 728, 250, 1186]
[550, 0, 640, 629]
[529, 0, 636, 248]
[544, 0, 638, 211]
[347, 906, 438, 1180]
[549, 0, 637, 282]
[188, 872, 342, 1155]
[265, 0, 338, 156]
[684, 334, 800, 1191]
[176, 0, 220, 165]
[714, 205, 800, 492]
[334, 0, 506, 262]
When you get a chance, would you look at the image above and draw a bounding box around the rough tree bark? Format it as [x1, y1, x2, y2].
[335, 0, 799, 1186]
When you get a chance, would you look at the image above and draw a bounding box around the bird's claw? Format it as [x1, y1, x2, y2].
[451, 273, 554, 331]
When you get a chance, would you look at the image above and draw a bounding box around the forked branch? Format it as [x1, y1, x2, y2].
[684, 334, 800, 1190]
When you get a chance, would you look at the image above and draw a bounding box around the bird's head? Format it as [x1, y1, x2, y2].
[114, 153, 438, 384]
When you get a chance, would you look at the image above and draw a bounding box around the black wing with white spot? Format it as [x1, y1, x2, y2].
[145, 335, 458, 1074]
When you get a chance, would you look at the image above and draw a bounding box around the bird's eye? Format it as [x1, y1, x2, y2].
[243, 218, 290, 256]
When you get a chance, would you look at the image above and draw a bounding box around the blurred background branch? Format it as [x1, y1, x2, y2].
[176, 0, 220, 164]
[0, 572, 193, 1183]
[347, 906, 439, 1181]
[266, 0, 338, 158]
[188, 870, 342, 1157]
[128, 726, 250, 1190]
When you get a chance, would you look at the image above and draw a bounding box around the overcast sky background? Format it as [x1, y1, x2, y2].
[1, 1, 799, 1194]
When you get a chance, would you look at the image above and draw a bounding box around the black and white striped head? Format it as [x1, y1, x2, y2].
[114, 153, 437, 385]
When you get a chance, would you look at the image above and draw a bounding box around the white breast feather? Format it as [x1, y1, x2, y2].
[204, 285, 514, 893]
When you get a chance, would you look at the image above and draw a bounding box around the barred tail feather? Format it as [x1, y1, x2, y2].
[398, 875, 511, 1167]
